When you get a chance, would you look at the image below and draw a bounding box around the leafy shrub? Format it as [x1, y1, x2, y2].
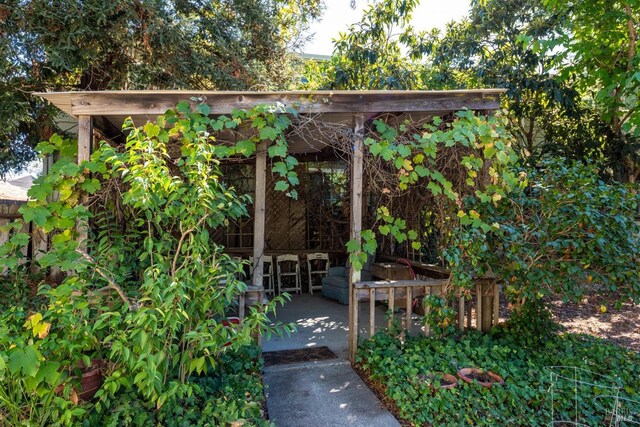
[451, 159, 640, 329]
[421, 295, 456, 338]
[357, 329, 640, 426]
[0, 102, 299, 425]
[87, 346, 272, 427]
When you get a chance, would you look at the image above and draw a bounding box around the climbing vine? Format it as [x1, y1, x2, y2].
[0, 101, 302, 424]
[347, 110, 523, 284]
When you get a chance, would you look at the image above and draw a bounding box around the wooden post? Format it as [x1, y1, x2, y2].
[369, 288, 375, 338]
[352, 286, 359, 356]
[77, 116, 92, 248]
[458, 292, 465, 332]
[423, 286, 431, 336]
[492, 282, 500, 327]
[387, 287, 395, 330]
[482, 294, 493, 331]
[239, 293, 245, 322]
[405, 286, 412, 333]
[476, 283, 482, 331]
[257, 288, 264, 347]
[252, 141, 267, 287]
[348, 113, 365, 363]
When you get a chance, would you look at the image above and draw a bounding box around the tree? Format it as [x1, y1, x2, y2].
[425, 0, 610, 163]
[542, 0, 640, 182]
[0, 0, 322, 176]
[302, 0, 431, 90]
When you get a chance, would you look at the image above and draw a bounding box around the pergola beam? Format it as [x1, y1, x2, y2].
[35, 90, 504, 118]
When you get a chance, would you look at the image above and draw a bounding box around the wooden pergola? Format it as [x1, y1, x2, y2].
[36, 89, 504, 360]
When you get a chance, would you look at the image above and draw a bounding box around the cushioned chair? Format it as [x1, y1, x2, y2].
[321, 255, 374, 305]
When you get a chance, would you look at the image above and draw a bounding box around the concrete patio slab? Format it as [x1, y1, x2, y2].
[263, 360, 400, 427]
[263, 293, 423, 360]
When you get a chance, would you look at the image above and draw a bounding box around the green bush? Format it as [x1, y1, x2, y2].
[87, 346, 272, 427]
[357, 330, 640, 426]
[450, 159, 640, 329]
[0, 102, 298, 425]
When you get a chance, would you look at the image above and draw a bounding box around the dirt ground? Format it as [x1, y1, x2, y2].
[549, 296, 640, 352]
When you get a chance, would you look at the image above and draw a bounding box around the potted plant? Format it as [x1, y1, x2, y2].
[417, 372, 458, 391]
[457, 368, 504, 388]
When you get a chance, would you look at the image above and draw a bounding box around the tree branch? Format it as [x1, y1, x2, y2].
[76, 249, 133, 310]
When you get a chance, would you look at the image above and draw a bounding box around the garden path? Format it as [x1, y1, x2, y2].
[263, 360, 400, 427]
[262, 294, 401, 426]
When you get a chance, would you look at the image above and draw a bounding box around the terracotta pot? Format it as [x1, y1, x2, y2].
[78, 366, 103, 401]
[418, 372, 458, 390]
[457, 368, 504, 388]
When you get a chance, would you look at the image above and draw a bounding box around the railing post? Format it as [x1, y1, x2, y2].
[369, 288, 375, 338]
[405, 286, 412, 333]
[350, 285, 359, 361]
[492, 282, 499, 327]
[476, 283, 482, 331]
[423, 286, 431, 336]
[239, 293, 245, 323]
[458, 290, 465, 332]
[387, 287, 395, 330]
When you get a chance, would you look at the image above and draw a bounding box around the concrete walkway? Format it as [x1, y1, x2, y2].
[264, 360, 400, 427]
[262, 295, 401, 426]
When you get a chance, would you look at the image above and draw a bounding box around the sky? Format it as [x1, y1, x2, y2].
[305, 0, 471, 56]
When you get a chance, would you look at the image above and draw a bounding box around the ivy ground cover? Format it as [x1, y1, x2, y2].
[356, 330, 640, 426]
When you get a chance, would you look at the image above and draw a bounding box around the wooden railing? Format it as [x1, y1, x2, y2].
[235, 284, 265, 346]
[349, 278, 499, 361]
[238, 284, 264, 322]
[349, 279, 447, 361]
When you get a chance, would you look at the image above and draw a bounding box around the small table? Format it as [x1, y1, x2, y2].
[370, 262, 413, 281]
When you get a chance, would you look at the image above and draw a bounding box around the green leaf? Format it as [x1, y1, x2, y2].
[36, 362, 60, 386]
[272, 162, 288, 176]
[274, 181, 289, 192]
[81, 178, 101, 194]
[427, 182, 442, 196]
[235, 140, 256, 157]
[19, 205, 50, 227]
[268, 144, 287, 158]
[415, 165, 429, 178]
[397, 144, 412, 158]
[28, 182, 53, 201]
[59, 162, 80, 176]
[176, 101, 191, 113]
[196, 103, 211, 116]
[144, 122, 160, 138]
[346, 239, 360, 253]
[259, 126, 279, 141]
[363, 239, 377, 254]
[9, 346, 40, 377]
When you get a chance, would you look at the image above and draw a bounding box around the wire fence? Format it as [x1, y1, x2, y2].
[548, 366, 640, 426]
